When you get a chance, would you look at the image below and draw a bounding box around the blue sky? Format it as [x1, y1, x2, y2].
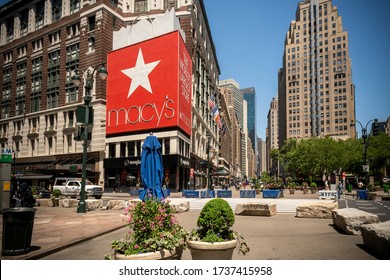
[0, 0, 389, 140]
[204, 0, 390, 139]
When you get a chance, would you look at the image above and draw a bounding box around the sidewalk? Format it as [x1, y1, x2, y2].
[0, 188, 382, 260]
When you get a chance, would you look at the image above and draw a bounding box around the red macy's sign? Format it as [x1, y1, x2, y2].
[106, 31, 192, 136]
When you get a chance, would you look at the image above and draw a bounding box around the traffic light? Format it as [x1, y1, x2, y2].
[73, 125, 92, 141]
[373, 119, 380, 136]
[74, 125, 82, 141]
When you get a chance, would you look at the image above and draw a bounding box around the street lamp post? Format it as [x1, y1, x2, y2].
[350, 119, 377, 189]
[72, 62, 107, 213]
[206, 134, 212, 190]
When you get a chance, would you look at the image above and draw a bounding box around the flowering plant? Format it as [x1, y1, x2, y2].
[108, 196, 188, 257]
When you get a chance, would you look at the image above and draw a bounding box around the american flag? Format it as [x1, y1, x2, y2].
[208, 98, 215, 108]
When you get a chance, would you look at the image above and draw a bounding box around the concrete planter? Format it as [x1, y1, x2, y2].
[187, 238, 237, 260]
[114, 247, 183, 260]
[367, 192, 377, 201]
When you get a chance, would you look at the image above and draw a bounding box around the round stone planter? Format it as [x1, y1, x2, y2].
[187, 238, 238, 260]
[114, 247, 183, 260]
[367, 192, 377, 201]
[289, 189, 295, 195]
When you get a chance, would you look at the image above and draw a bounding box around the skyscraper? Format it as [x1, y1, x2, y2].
[241, 87, 256, 152]
[278, 0, 356, 147]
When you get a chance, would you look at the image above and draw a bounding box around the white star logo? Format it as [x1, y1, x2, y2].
[121, 48, 161, 99]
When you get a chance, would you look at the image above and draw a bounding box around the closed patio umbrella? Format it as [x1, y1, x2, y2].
[139, 134, 165, 201]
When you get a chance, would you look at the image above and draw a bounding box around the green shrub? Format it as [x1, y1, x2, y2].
[196, 198, 235, 242]
[51, 189, 62, 198]
[310, 182, 317, 189]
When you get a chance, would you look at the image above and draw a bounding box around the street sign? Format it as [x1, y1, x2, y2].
[362, 165, 369, 173]
[0, 148, 13, 163]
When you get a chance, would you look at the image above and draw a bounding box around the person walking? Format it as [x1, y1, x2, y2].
[18, 182, 36, 207]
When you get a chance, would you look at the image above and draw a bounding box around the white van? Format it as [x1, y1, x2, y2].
[53, 177, 103, 199]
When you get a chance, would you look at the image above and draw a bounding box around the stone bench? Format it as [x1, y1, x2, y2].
[332, 208, 379, 235]
[296, 201, 338, 218]
[170, 201, 190, 213]
[361, 221, 390, 259]
[36, 198, 55, 207]
[60, 198, 79, 208]
[319, 190, 338, 200]
[235, 203, 277, 216]
[104, 200, 129, 210]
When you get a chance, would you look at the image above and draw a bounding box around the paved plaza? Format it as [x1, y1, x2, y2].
[0, 188, 387, 260]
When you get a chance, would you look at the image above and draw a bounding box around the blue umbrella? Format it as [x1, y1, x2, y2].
[139, 134, 165, 201]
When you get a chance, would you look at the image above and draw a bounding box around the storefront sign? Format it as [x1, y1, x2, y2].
[107, 31, 192, 136]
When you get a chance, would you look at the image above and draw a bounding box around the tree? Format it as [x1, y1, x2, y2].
[367, 133, 390, 179]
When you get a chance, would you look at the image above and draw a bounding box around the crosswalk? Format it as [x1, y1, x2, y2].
[169, 197, 333, 213]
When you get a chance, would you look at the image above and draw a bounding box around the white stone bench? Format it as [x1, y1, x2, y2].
[235, 203, 277, 216]
[332, 208, 379, 235]
[296, 201, 338, 218]
[319, 190, 338, 200]
[361, 221, 390, 259]
[60, 198, 79, 208]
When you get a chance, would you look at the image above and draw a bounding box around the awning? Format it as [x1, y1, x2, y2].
[18, 175, 53, 180]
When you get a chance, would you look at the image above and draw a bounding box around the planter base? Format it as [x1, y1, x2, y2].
[114, 247, 182, 260]
[187, 239, 237, 260]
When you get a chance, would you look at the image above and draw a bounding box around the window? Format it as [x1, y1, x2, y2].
[70, 0, 80, 14]
[88, 37, 95, 52]
[127, 142, 135, 157]
[110, 0, 119, 8]
[109, 143, 116, 158]
[135, 0, 148, 12]
[6, 18, 14, 43]
[20, 9, 29, 37]
[164, 138, 170, 155]
[120, 142, 126, 157]
[67, 23, 80, 38]
[88, 15, 96, 31]
[47, 136, 53, 155]
[35, 1, 44, 30]
[31, 56, 42, 112]
[165, 0, 177, 9]
[49, 31, 61, 45]
[52, 0, 62, 22]
[32, 38, 43, 52]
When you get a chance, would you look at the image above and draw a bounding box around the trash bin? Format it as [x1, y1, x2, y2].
[384, 184, 389, 194]
[1, 207, 37, 256]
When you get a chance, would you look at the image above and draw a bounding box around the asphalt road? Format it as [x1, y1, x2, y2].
[338, 195, 390, 222]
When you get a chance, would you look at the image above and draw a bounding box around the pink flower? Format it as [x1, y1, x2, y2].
[134, 244, 139, 249]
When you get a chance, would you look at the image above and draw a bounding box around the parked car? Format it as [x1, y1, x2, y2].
[53, 177, 103, 199]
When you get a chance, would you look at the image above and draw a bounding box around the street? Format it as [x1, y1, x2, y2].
[339, 194, 390, 222]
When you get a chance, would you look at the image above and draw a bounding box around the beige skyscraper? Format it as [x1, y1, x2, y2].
[278, 0, 356, 147]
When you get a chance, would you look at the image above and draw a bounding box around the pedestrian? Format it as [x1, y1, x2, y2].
[18, 182, 36, 207]
[358, 181, 364, 189]
[337, 181, 343, 199]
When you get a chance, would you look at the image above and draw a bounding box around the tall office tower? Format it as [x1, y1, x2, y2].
[219, 79, 247, 178]
[220, 86, 242, 180]
[266, 96, 279, 175]
[278, 0, 356, 147]
[257, 138, 267, 174]
[241, 87, 256, 151]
